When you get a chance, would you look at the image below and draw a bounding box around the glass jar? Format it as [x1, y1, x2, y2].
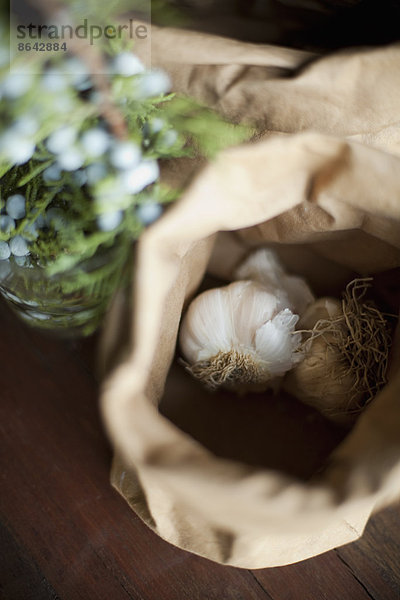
[0, 245, 130, 337]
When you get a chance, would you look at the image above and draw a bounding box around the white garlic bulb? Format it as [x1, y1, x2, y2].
[234, 248, 314, 315]
[179, 280, 303, 393]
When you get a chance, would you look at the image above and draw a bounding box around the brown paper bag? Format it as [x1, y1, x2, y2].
[100, 30, 400, 568]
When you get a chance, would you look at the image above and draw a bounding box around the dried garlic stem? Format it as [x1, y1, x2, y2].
[184, 350, 270, 392]
[288, 278, 394, 423]
[314, 278, 391, 411]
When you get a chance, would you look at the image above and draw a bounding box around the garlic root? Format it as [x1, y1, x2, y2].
[284, 279, 392, 425]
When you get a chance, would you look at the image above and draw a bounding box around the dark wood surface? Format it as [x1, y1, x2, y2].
[1, 299, 400, 600]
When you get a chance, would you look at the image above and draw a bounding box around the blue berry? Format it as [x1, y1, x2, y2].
[2, 70, 33, 98]
[161, 129, 178, 147]
[75, 77, 92, 91]
[46, 126, 77, 154]
[0, 132, 35, 165]
[23, 222, 39, 239]
[74, 170, 88, 186]
[12, 115, 39, 136]
[32, 212, 46, 229]
[9, 235, 29, 257]
[6, 194, 26, 219]
[81, 128, 110, 157]
[0, 241, 11, 259]
[137, 70, 171, 98]
[64, 57, 90, 89]
[0, 215, 16, 233]
[150, 118, 165, 134]
[86, 163, 107, 185]
[41, 69, 68, 92]
[136, 203, 163, 226]
[57, 148, 84, 171]
[110, 142, 141, 170]
[43, 164, 62, 182]
[96, 210, 123, 232]
[120, 160, 159, 194]
[113, 52, 144, 77]
[14, 255, 31, 267]
[89, 91, 104, 105]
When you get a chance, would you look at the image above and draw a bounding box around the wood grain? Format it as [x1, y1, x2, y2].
[1, 298, 400, 600]
[0, 521, 59, 600]
[337, 504, 400, 600]
[253, 551, 373, 600]
[0, 302, 268, 600]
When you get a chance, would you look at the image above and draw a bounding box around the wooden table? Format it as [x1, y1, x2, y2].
[1, 299, 400, 600]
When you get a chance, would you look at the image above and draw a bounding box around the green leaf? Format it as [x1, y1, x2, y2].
[17, 160, 53, 187]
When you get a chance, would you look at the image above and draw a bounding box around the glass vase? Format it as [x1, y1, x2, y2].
[0, 245, 130, 337]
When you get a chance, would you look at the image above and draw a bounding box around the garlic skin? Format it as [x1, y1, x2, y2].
[234, 248, 314, 315]
[179, 280, 303, 392]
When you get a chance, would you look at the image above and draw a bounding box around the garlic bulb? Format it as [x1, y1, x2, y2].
[179, 280, 303, 393]
[234, 248, 314, 315]
[283, 282, 392, 425]
[283, 298, 361, 425]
